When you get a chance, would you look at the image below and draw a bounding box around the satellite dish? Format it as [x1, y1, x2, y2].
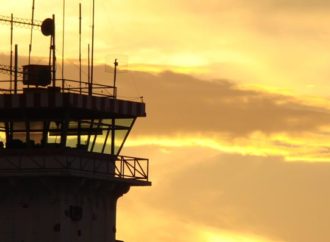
[41, 18, 54, 36]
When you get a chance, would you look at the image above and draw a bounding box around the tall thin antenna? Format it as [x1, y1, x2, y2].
[14, 44, 18, 94]
[52, 14, 56, 88]
[62, 0, 66, 80]
[79, 3, 82, 94]
[90, 0, 95, 95]
[78, 2, 83, 146]
[28, 0, 35, 64]
[10, 13, 13, 92]
[113, 59, 118, 98]
[88, 44, 91, 95]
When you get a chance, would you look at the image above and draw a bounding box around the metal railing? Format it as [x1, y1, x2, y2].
[0, 79, 117, 98]
[0, 148, 149, 183]
[115, 156, 149, 180]
[59, 79, 116, 98]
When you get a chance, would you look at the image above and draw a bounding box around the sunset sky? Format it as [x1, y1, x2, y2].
[2, 1, 330, 242]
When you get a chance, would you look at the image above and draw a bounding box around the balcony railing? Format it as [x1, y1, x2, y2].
[0, 148, 150, 185]
[0, 79, 116, 98]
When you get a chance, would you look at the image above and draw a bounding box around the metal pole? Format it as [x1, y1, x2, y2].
[111, 119, 115, 155]
[90, 0, 95, 95]
[62, 0, 65, 80]
[29, 0, 35, 64]
[79, 3, 82, 94]
[113, 59, 118, 98]
[88, 44, 91, 95]
[10, 13, 13, 93]
[52, 14, 56, 88]
[14, 44, 18, 94]
[77, 2, 82, 147]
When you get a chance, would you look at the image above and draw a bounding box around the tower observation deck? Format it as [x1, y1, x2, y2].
[0, 9, 150, 242]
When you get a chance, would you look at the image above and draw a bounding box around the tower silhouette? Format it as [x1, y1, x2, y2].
[0, 10, 150, 242]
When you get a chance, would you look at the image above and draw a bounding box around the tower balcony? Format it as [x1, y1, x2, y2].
[0, 83, 150, 186]
[0, 147, 150, 186]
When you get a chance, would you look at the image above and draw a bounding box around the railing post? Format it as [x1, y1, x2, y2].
[134, 158, 136, 177]
[146, 159, 149, 181]
[121, 157, 124, 178]
[62, 79, 65, 92]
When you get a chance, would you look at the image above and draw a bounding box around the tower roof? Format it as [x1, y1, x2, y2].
[0, 91, 146, 120]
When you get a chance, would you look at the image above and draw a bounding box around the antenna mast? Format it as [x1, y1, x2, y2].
[62, 0, 66, 81]
[113, 59, 118, 98]
[28, 0, 35, 64]
[90, 0, 95, 95]
[88, 44, 91, 95]
[51, 15, 56, 87]
[14, 44, 18, 94]
[79, 2, 82, 94]
[10, 13, 13, 91]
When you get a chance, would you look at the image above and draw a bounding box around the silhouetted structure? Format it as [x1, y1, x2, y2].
[0, 5, 150, 242]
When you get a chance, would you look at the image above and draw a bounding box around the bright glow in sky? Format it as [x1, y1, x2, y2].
[2, 1, 330, 242]
[199, 228, 284, 242]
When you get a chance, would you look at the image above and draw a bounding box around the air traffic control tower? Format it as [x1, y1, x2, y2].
[0, 13, 150, 242]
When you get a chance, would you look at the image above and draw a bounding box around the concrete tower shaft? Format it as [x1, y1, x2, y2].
[0, 177, 130, 242]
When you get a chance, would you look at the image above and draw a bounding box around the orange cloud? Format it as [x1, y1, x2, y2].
[120, 146, 330, 242]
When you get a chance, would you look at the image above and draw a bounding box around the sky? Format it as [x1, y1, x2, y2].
[2, 0, 330, 242]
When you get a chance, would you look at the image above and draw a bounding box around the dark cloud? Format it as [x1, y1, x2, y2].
[1, 60, 329, 138]
[115, 70, 330, 137]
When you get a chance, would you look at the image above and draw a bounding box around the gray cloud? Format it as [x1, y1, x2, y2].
[1, 60, 329, 138]
[114, 70, 330, 137]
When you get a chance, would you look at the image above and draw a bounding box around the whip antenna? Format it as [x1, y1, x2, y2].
[62, 0, 66, 80]
[79, 2, 82, 94]
[28, 0, 35, 64]
[90, 0, 95, 95]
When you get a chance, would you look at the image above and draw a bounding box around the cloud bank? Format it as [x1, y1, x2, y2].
[119, 146, 330, 242]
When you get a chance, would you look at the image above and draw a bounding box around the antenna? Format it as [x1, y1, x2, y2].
[28, 0, 35, 64]
[113, 59, 118, 98]
[40, 16, 56, 88]
[88, 43, 91, 95]
[90, 0, 95, 95]
[79, 2, 82, 94]
[62, 0, 66, 81]
[52, 14, 56, 88]
[41, 17, 55, 86]
[14, 44, 18, 94]
[10, 13, 13, 92]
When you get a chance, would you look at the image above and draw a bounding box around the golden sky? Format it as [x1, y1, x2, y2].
[2, 1, 330, 242]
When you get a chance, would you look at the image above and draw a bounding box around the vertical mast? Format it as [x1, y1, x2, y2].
[62, 0, 66, 81]
[29, 0, 35, 64]
[113, 59, 118, 98]
[14, 44, 18, 94]
[52, 14, 56, 88]
[88, 44, 91, 95]
[79, 3, 82, 94]
[10, 13, 13, 92]
[90, 0, 95, 95]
